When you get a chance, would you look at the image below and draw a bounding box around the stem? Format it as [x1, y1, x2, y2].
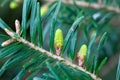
[46, 0, 120, 14]
[17, 37, 101, 80]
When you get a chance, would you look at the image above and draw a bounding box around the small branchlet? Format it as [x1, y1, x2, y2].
[2, 19, 21, 47]
[1, 39, 16, 47]
[54, 29, 63, 56]
[4, 28, 15, 37]
[77, 44, 87, 67]
[2, 28, 16, 47]
[15, 19, 20, 34]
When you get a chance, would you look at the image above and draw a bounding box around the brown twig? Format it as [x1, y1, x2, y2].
[2, 17, 102, 79]
[46, 0, 120, 14]
[16, 37, 101, 80]
[2, 27, 102, 79]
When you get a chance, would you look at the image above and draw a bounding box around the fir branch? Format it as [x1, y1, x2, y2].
[47, 0, 120, 14]
[3, 25, 102, 79]
[16, 37, 101, 80]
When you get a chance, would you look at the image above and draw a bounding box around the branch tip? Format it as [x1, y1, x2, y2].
[15, 19, 20, 34]
[1, 39, 16, 47]
[4, 28, 14, 37]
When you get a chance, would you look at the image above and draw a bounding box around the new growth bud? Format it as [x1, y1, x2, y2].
[15, 19, 20, 34]
[10, 0, 22, 9]
[77, 44, 87, 67]
[4, 28, 14, 37]
[41, 5, 48, 17]
[1, 39, 16, 47]
[54, 29, 63, 56]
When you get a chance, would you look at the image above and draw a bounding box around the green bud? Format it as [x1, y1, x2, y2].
[54, 29, 63, 48]
[54, 29, 63, 56]
[77, 44, 87, 66]
[78, 44, 87, 58]
[41, 5, 48, 17]
[10, 1, 19, 9]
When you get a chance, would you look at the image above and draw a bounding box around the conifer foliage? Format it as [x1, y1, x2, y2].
[0, 0, 120, 80]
